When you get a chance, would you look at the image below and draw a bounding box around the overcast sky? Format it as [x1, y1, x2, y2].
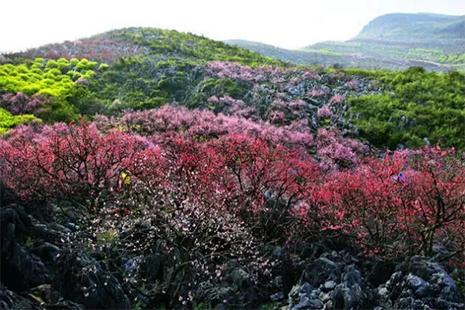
[1, 0, 464, 52]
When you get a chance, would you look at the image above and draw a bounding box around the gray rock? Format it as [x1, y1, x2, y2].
[270, 292, 285, 302]
[299, 282, 314, 297]
[54, 251, 130, 309]
[376, 256, 465, 310]
[319, 291, 331, 302]
[323, 280, 336, 291]
[1, 208, 49, 291]
[230, 267, 250, 289]
[289, 252, 372, 310]
[64, 222, 80, 232]
[406, 274, 429, 296]
[32, 242, 61, 263]
[293, 296, 323, 309]
[378, 287, 388, 297]
[0, 288, 42, 310]
[302, 257, 340, 287]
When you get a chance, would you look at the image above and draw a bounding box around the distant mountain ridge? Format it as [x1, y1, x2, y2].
[356, 13, 465, 42]
[228, 13, 465, 71]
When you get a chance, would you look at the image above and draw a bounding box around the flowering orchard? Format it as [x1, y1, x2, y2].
[1, 106, 464, 264]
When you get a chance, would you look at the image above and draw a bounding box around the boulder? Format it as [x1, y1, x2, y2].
[0, 288, 41, 310]
[1, 207, 49, 291]
[54, 250, 130, 309]
[31, 242, 61, 263]
[376, 256, 465, 310]
[289, 252, 372, 310]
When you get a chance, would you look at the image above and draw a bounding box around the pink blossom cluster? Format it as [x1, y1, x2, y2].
[1, 121, 464, 264]
[95, 106, 315, 148]
[207, 61, 285, 82]
[1, 92, 47, 115]
[316, 128, 368, 170]
[329, 94, 345, 104]
[207, 95, 256, 118]
[20, 37, 149, 63]
[317, 105, 332, 119]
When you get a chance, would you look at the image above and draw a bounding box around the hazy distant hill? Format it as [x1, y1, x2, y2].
[356, 13, 465, 42]
[225, 40, 345, 66]
[228, 13, 465, 71]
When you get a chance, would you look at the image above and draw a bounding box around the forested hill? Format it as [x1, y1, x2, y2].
[6, 27, 283, 66]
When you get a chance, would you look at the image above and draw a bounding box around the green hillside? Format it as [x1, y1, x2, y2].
[1, 27, 465, 151]
[1, 28, 284, 119]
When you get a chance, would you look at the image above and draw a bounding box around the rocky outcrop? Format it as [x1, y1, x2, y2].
[0, 288, 41, 310]
[54, 251, 131, 309]
[287, 252, 373, 310]
[376, 256, 465, 310]
[279, 252, 465, 310]
[0, 205, 130, 309]
[1, 202, 464, 309]
[0, 207, 49, 291]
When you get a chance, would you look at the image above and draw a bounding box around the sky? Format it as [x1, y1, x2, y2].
[1, 0, 464, 52]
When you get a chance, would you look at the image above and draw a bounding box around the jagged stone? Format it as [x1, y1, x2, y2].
[0, 288, 41, 310]
[376, 256, 465, 310]
[0, 207, 49, 291]
[288, 252, 373, 310]
[53, 251, 130, 309]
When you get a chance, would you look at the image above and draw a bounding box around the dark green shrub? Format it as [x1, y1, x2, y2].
[348, 68, 465, 149]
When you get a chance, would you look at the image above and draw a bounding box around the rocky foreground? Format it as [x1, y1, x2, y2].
[1, 199, 464, 309]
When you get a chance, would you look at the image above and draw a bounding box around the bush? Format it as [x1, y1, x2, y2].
[0, 58, 97, 121]
[189, 78, 249, 110]
[85, 56, 202, 111]
[1, 118, 464, 265]
[0, 122, 148, 208]
[0, 108, 39, 134]
[309, 146, 465, 261]
[0, 58, 97, 96]
[0, 92, 47, 115]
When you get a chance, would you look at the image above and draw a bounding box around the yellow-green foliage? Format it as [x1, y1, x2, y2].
[0, 58, 97, 97]
[0, 108, 39, 134]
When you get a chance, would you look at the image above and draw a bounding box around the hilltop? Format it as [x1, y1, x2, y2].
[5, 27, 282, 66]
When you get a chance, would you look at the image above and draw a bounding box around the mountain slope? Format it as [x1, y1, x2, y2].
[1, 26, 465, 151]
[226, 39, 452, 70]
[225, 39, 345, 65]
[1, 27, 284, 114]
